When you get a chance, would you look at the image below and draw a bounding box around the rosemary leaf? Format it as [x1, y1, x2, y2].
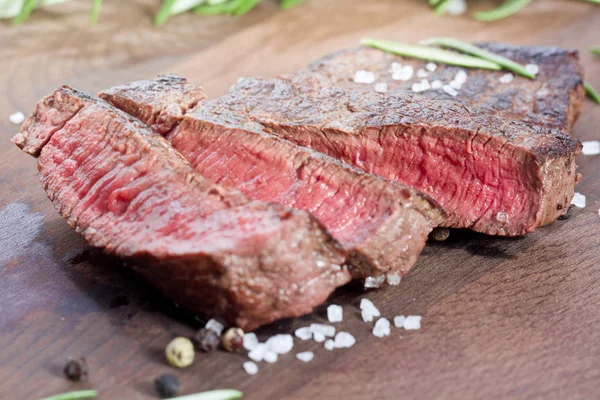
[473, 0, 532, 22]
[13, 0, 39, 25]
[428, 0, 442, 6]
[360, 38, 502, 70]
[591, 47, 600, 57]
[433, 0, 451, 15]
[232, 0, 260, 16]
[39, 390, 98, 400]
[421, 37, 536, 78]
[155, 0, 177, 25]
[89, 0, 102, 24]
[585, 82, 600, 104]
[166, 389, 244, 400]
[194, 1, 238, 15]
[581, 0, 600, 3]
[281, 0, 306, 9]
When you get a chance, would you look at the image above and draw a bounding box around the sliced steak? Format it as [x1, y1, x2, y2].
[12, 86, 351, 331]
[212, 76, 581, 236]
[300, 43, 585, 133]
[101, 76, 444, 282]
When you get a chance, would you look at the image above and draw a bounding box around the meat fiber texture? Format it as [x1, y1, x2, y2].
[218, 75, 581, 236]
[300, 43, 585, 133]
[101, 76, 444, 282]
[12, 86, 351, 331]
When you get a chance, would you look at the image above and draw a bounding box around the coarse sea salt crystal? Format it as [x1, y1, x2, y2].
[431, 80, 444, 89]
[443, 85, 458, 97]
[354, 70, 376, 84]
[582, 141, 600, 155]
[390, 62, 403, 73]
[313, 332, 326, 343]
[571, 192, 586, 208]
[243, 361, 259, 375]
[266, 334, 294, 354]
[404, 315, 422, 330]
[295, 327, 312, 341]
[310, 323, 336, 337]
[205, 319, 224, 335]
[327, 304, 343, 323]
[334, 331, 356, 348]
[296, 351, 314, 362]
[447, 0, 467, 15]
[373, 318, 391, 338]
[426, 62, 437, 72]
[526, 64, 539, 75]
[364, 275, 385, 289]
[9, 111, 25, 125]
[449, 80, 462, 90]
[324, 339, 335, 351]
[417, 69, 428, 78]
[499, 73, 514, 84]
[374, 82, 388, 93]
[454, 70, 467, 84]
[393, 65, 414, 81]
[263, 351, 278, 364]
[243, 332, 259, 351]
[248, 343, 267, 362]
[360, 298, 381, 317]
[387, 272, 401, 286]
[394, 315, 406, 328]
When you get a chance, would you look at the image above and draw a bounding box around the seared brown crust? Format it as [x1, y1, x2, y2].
[301, 43, 585, 133]
[223, 75, 581, 235]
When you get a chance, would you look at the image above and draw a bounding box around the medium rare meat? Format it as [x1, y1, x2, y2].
[300, 43, 585, 133]
[213, 75, 581, 236]
[101, 76, 444, 281]
[12, 86, 351, 331]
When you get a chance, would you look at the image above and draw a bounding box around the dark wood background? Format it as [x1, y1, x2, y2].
[1, 1, 599, 399]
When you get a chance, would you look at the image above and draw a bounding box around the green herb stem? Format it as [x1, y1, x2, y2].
[591, 47, 600, 57]
[280, 0, 306, 9]
[155, 0, 177, 25]
[232, 0, 260, 16]
[360, 38, 502, 70]
[39, 390, 98, 400]
[421, 37, 536, 78]
[473, 0, 532, 22]
[194, 1, 237, 15]
[585, 82, 600, 104]
[13, 0, 38, 25]
[433, 0, 451, 15]
[581, 0, 600, 4]
[166, 389, 244, 400]
[89, 0, 102, 24]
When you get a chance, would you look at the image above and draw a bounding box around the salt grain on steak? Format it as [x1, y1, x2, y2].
[296, 351, 314, 362]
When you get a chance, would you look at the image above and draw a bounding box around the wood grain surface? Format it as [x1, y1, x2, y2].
[1, 1, 599, 399]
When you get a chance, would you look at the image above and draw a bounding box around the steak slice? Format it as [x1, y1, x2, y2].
[211, 75, 581, 236]
[300, 43, 585, 133]
[101, 76, 444, 282]
[12, 86, 351, 331]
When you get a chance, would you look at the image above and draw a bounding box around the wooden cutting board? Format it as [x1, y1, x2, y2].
[1, 1, 599, 399]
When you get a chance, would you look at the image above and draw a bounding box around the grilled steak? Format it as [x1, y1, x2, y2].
[212, 75, 581, 236]
[101, 76, 444, 282]
[300, 43, 585, 133]
[12, 86, 351, 331]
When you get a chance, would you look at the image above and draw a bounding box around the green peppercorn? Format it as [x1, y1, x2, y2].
[194, 328, 220, 352]
[154, 373, 180, 398]
[165, 337, 195, 368]
[222, 328, 244, 352]
[63, 356, 88, 382]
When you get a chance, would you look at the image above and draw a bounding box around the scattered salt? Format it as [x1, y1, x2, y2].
[266, 334, 294, 354]
[392, 65, 414, 81]
[243, 332, 259, 351]
[449, 80, 463, 90]
[248, 343, 267, 362]
[354, 70, 376, 84]
[364, 275, 385, 288]
[417, 68, 428, 78]
[496, 211, 509, 224]
[205, 319, 224, 335]
[327, 304, 343, 323]
[390, 62, 403, 73]
[426, 62, 437, 72]
[313, 332, 326, 343]
[499, 73, 514, 84]
[443, 85, 458, 97]
[361, 309, 375, 323]
[324, 339, 335, 351]
[263, 351, 278, 364]
[334, 331, 356, 348]
[387, 272, 401, 286]
[571, 192, 586, 208]
[295, 327, 313, 341]
[431, 80, 444, 89]
[412, 79, 431, 93]
[310, 323, 336, 337]
[374, 82, 388, 93]
[582, 141, 600, 155]
[446, 0, 467, 15]
[243, 361, 259, 375]
[404, 315, 422, 330]
[454, 70, 468, 85]
[372, 318, 391, 338]
[394, 315, 406, 328]
[296, 351, 314, 362]
[9, 111, 25, 125]
[525, 64, 539, 75]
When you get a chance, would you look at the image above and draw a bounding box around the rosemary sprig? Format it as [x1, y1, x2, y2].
[473, 0, 532, 22]
[39, 390, 98, 400]
[13, 0, 38, 25]
[591, 47, 600, 57]
[281, 0, 307, 9]
[421, 37, 535, 78]
[585, 82, 600, 104]
[89, 0, 102, 25]
[433, 0, 451, 15]
[361, 38, 502, 70]
[233, 0, 260, 16]
[194, 1, 238, 15]
[166, 389, 243, 400]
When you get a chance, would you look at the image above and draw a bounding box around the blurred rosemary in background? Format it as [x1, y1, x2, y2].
[0, 0, 597, 26]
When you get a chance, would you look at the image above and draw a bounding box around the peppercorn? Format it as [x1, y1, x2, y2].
[194, 328, 220, 352]
[558, 205, 572, 220]
[165, 337, 195, 368]
[154, 373, 180, 398]
[63, 356, 88, 382]
[429, 227, 450, 242]
[222, 328, 244, 352]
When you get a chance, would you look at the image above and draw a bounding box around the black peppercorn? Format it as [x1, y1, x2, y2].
[64, 356, 88, 382]
[154, 373, 180, 398]
[222, 328, 244, 352]
[429, 227, 450, 242]
[194, 328, 220, 352]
